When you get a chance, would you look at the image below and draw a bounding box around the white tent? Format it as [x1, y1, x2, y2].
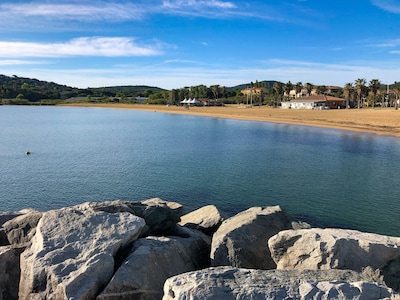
[181, 98, 201, 105]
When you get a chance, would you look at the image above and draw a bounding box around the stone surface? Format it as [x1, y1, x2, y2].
[210, 205, 309, 269]
[90, 198, 184, 234]
[382, 256, 400, 292]
[3, 212, 43, 246]
[0, 246, 25, 300]
[0, 229, 8, 246]
[0, 212, 22, 227]
[163, 267, 400, 300]
[19, 203, 146, 300]
[98, 228, 210, 300]
[268, 228, 400, 272]
[179, 205, 224, 235]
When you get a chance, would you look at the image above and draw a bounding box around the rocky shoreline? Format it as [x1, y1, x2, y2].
[1, 198, 400, 299]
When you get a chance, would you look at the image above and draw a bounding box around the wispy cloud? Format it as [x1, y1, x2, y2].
[0, 37, 162, 58]
[0, 59, 44, 66]
[373, 38, 400, 47]
[0, 2, 144, 22]
[0, 1, 290, 26]
[370, 0, 400, 14]
[162, 0, 236, 9]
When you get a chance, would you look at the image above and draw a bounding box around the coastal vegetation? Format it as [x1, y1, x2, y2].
[1, 74, 400, 108]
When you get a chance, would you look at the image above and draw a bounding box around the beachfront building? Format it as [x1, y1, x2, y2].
[241, 87, 266, 96]
[240, 87, 266, 105]
[286, 86, 344, 99]
[281, 95, 346, 109]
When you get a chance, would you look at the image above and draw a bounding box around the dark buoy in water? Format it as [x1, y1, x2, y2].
[25, 151, 31, 155]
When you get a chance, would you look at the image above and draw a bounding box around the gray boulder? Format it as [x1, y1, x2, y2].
[0, 212, 22, 227]
[179, 205, 224, 235]
[268, 228, 400, 271]
[98, 227, 210, 300]
[382, 256, 400, 292]
[0, 228, 8, 246]
[19, 203, 146, 300]
[210, 205, 309, 269]
[90, 198, 184, 234]
[3, 212, 43, 246]
[0, 246, 25, 300]
[163, 267, 399, 300]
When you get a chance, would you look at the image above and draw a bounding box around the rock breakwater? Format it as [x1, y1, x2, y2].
[1, 198, 399, 299]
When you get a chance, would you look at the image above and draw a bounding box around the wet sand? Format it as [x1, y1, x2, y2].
[61, 103, 400, 138]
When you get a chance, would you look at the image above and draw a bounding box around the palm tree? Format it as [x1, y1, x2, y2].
[343, 82, 353, 109]
[316, 85, 327, 95]
[295, 82, 303, 98]
[211, 85, 219, 103]
[354, 78, 367, 109]
[273, 81, 283, 107]
[393, 87, 400, 109]
[283, 81, 293, 100]
[305, 82, 313, 96]
[369, 79, 381, 107]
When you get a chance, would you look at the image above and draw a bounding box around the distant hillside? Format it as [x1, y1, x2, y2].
[228, 80, 277, 91]
[0, 75, 79, 101]
[87, 85, 166, 98]
[0, 75, 166, 102]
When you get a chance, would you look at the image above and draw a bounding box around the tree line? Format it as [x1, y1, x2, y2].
[1, 74, 399, 107]
[271, 79, 400, 108]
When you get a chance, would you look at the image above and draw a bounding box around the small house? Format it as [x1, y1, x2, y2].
[281, 95, 346, 109]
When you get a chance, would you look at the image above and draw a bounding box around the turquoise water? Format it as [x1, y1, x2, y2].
[1, 106, 400, 236]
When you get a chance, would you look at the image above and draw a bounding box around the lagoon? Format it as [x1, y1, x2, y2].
[1, 105, 400, 236]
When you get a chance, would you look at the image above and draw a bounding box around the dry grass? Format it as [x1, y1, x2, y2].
[62, 103, 400, 138]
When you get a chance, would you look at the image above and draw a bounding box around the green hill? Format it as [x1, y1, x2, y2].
[0, 75, 166, 103]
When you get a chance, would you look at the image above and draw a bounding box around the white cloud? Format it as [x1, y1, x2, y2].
[0, 37, 162, 58]
[0, 59, 44, 65]
[372, 38, 400, 47]
[0, 1, 291, 27]
[370, 0, 400, 13]
[162, 0, 236, 9]
[0, 2, 143, 22]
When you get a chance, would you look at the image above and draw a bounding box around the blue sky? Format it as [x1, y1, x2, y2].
[1, 0, 400, 89]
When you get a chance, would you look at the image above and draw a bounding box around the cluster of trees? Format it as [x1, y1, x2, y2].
[1, 74, 400, 108]
[148, 81, 276, 105]
[271, 79, 400, 108]
[342, 79, 400, 108]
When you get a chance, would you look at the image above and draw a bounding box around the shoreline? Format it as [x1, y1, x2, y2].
[60, 103, 400, 138]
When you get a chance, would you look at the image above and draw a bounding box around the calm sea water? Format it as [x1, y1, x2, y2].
[1, 106, 400, 236]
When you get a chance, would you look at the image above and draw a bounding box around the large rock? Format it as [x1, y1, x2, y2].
[98, 227, 210, 300]
[19, 203, 146, 300]
[382, 256, 400, 292]
[268, 228, 400, 271]
[210, 205, 309, 269]
[0, 229, 8, 246]
[179, 205, 224, 235]
[163, 267, 399, 300]
[3, 212, 43, 246]
[90, 198, 184, 234]
[0, 212, 22, 227]
[0, 246, 25, 300]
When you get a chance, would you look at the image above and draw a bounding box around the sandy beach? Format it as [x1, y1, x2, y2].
[62, 103, 400, 138]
